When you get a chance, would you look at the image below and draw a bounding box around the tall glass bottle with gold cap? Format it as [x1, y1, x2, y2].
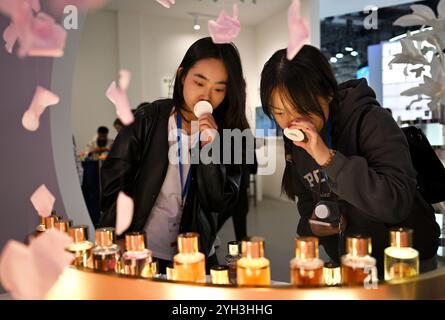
[290, 237, 324, 286]
[225, 241, 241, 284]
[122, 232, 154, 278]
[384, 228, 419, 281]
[173, 233, 206, 283]
[55, 220, 72, 235]
[341, 235, 377, 286]
[67, 225, 94, 268]
[92, 228, 121, 273]
[44, 215, 59, 231]
[236, 237, 271, 286]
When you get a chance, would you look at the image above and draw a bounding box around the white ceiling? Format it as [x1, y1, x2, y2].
[105, 0, 418, 26]
[105, 0, 290, 26]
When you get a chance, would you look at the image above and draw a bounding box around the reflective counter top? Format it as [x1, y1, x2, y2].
[45, 266, 445, 300]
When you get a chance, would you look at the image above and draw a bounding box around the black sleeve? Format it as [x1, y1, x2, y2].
[99, 112, 151, 228]
[294, 173, 317, 237]
[324, 107, 417, 224]
[196, 163, 242, 213]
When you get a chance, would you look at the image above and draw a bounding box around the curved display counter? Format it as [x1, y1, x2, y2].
[45, 266, 445, 300]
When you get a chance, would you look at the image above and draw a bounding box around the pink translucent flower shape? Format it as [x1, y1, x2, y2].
[287, 0, 310, 60]
[116, 191, 134, 236]
[30, 184, 55, 218]
[208, 3, 241, 44]
[0, 230, 74, 300]
[18, 12, 67, 58]
[0, 0, 32, 22]
[106, 70, 135, 126]
[28, 0, 40, 12]
[156, 0, 175, 9]
[3, 22, 20, 54]
[2, 3, 67, 58]
[22, 86, 60, 132]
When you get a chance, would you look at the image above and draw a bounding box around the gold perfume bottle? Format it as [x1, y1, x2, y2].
[121, 232, 154, 278]
[290, 237, 324, 286]
[166, 263, 176, 281]
[35, 216, 46, 236]
[384, 228, 419, 281]
[341, 235, 377, 287]
[66, 225, 94, 268]
[44, 215, 58, 230]
[92, 228, 121, 273]
[210, 266, 230, 285]
[323, 262, 342, 286]
[55, 220, 72, 234]
[236, 237, 271, 286]
[173, 233, 206, 283]
[225, 241, 241, 284]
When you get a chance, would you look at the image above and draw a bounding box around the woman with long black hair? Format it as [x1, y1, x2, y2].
[99, 37, 249, 272]
[260, 45, 440, 276]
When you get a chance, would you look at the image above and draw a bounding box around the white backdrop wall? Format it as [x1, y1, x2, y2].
[71, 10, 119, 152]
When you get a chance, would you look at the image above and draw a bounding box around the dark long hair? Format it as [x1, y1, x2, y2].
[260, 45, 339, 199]
[173, 37, 249, 131]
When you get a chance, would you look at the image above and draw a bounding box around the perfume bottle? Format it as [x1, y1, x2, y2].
[384, 228, 419, 281]
[323, 262, 342, 286]
[55, 220, 72, 234]
[225, 241, 241, 284]
[341, 235, 378, 287]
[236, 237, 271, 286]
[166, 263, 176, 281]
[66, 225, 94, 268]
[92, 228, 121, 273]
[122, 232, 154, 278]
[35, 216, 46, 236]
[210, 266, 230, 285]
[44, 215, 59, 230]
[290, 237, 324, 286]
[173, 233, 206, 283]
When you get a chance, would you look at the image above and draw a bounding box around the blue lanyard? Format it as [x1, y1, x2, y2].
[177, 112, 192, 207]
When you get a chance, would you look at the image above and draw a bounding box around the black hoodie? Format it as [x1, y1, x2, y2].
[291, 79, 440, 274]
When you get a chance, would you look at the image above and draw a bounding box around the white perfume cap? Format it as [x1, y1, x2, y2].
[284, 128, 305, 142]
[194, 101, 213, 118]
[314, 204, 330, 219]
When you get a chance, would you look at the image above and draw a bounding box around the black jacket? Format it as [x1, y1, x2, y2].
[99, 99, 242, 257]
[291, 79, 440, 273]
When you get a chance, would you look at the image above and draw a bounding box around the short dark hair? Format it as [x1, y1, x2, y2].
[97, 126, 109, 134]
[113, 118, 123, 127]
[172, 37, 249, 131]
[260, 45, 338, 127]
[260, 45, 339, 200]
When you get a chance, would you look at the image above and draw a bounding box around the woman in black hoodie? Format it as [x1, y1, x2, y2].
[260, 45, 440, 277]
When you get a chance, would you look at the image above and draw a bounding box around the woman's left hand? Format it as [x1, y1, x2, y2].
[198, 113, 218, 147]
[289, 119, 331, 166]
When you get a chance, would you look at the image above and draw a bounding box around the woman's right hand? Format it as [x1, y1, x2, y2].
[308, 212, 347, 237]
